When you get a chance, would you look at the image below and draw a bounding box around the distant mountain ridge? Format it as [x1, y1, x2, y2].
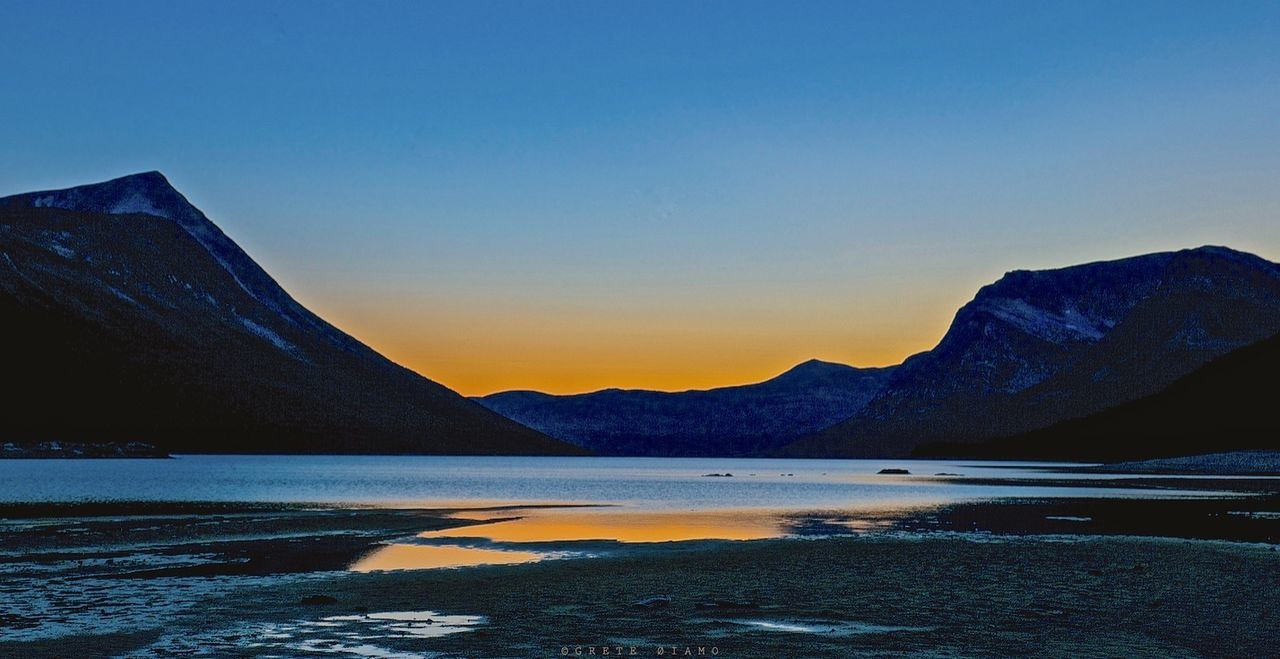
[477, 359, 895, 456]
[779, 246, 1280, 458]
[0, 172, 582, 455]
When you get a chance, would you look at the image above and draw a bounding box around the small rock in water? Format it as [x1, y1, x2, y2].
[632, 596, 672, 609]
[877, 468, 911, 475]
[934, 472, 963, 476]
[702, 473, 733, 478]
[299, 594, 338, 606]
[694, 600, 759, 610]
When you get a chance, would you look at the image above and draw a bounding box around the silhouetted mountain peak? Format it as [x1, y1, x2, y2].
[1, 172, 364, 351]
[981, 246, 1275, 301]
[771, 359, 861, 385]
[10, 171, 191, 222]
[937, 246, 1278, 360]
[0, 172, 577, 456]
[1163, 245, 1280, 279]
[789, 358, 845, 371]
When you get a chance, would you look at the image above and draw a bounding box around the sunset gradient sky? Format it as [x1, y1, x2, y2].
[3, 1, 1279, 394]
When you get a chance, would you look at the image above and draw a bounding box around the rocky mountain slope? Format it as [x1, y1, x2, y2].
[780, 247, 1280, 457]
[0, 172, 582, 455]
[914, 330, 1280, 461]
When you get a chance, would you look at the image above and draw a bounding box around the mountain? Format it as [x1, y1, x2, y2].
[780, 246, 1280, 458]
[914, 330, 1280, 461]
[476, 359, 895, 456]
[0, 172, 583, 455]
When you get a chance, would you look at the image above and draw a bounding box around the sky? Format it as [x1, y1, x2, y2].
[2, 1, 1279, 395]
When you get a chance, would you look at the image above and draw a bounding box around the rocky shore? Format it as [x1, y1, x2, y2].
[0, 441, 169, 459]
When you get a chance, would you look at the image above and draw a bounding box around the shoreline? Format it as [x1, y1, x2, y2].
[3, 510, 1276, 657]
[3, 448, 1276, 474]
[2, 482, 1277, 656]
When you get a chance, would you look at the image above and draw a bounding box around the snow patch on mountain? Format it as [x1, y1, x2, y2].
[12, 174, 299, 324]
[238, 316, 295, 353]
[2, 172, 378, 361]
[45, 241, 75, 259]
[977, 297, 1108, 344]
[106, 285, 140, 307]
[109, 191, 166, 218]
[2, 251, 39, 288]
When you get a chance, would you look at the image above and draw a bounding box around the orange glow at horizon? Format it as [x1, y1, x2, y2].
[393, 336, 919, 397]
[312, 289, 960, 396]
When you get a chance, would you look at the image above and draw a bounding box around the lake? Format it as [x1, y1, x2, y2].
[0, 454, 1238, 509]
[2, 455, 1275, 657]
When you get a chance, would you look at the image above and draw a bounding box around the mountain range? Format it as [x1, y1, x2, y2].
[0, 172, 582, 455]
[476, 360, 895, 456]
[4, 172, 1277, 461]
[481, 246, 1280, 460]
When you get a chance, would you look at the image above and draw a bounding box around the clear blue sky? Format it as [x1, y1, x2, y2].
[3, 1, 1279, 394]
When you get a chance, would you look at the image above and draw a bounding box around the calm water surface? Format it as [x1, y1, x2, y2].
[0, 455, 1236, 510]
[0, 454, 1268, 648]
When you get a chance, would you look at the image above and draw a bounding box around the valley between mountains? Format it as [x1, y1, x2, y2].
[3, 172, 1277, 461]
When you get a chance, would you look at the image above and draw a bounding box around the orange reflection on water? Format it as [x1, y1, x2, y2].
[425, 509, 783, 543]
[350, 543, 544, 572]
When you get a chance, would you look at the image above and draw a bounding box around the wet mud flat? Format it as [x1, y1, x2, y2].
[0, 496, 1277, 657]
[20, 532, 1273, 658]
[801, 493, 1280, 544]
[0, 502, 481, 570]
[288, 533, 1277, 658]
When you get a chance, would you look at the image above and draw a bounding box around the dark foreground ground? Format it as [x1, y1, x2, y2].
[1, 494, 1277, 658]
